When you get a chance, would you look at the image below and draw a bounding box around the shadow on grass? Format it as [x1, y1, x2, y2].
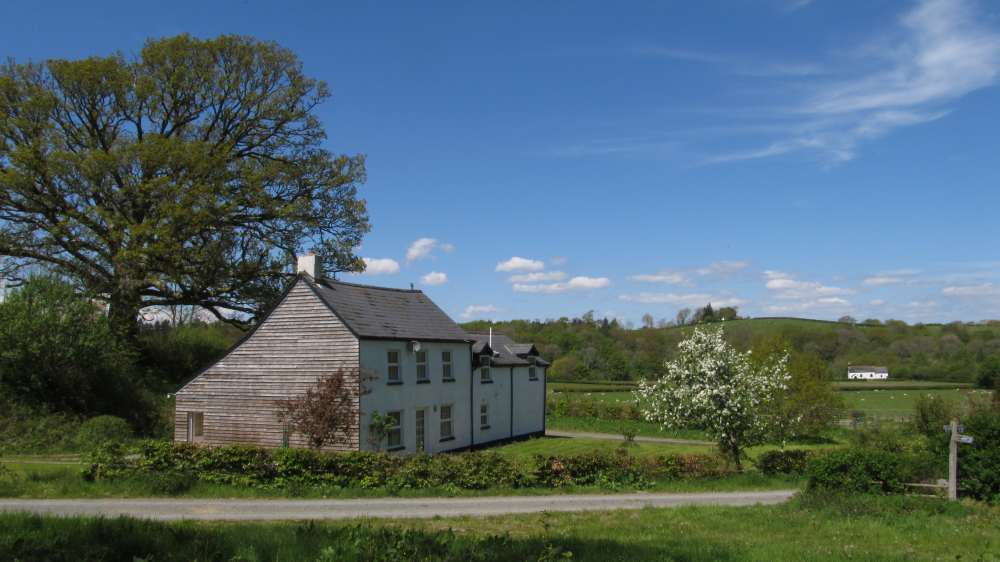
[0, 512, 747, 562]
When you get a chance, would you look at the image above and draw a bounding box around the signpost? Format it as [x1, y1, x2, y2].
[945, 419, 975, 501]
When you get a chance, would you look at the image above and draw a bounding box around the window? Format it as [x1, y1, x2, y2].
[480, 355, 492, 383]
[528, 366, 537, 381]
[415, 409, 426, 452]
[281, 423, 291, 448]
[187, 412, 204, 442]
[441, 351, 453, 381]
[440, 404, 454, 440]
[386, 411, 403, 450]
[480, 402, 489, 429]
[387, 350, 400, 383]
[416, 350, 428, 382]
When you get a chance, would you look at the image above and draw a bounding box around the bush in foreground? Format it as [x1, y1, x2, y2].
[753, 450, 812, 476]
[806, 448, 904, 494]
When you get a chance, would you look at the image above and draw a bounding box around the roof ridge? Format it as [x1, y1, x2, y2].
[315, 276, 423, 293]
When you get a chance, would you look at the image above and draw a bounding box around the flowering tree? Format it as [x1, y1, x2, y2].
[634, 327, 790, 466]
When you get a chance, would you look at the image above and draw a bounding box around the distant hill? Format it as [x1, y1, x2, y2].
[460, 316, 1000, 383]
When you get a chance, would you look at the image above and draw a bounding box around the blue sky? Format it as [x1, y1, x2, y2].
[4, 0, 1000, 324]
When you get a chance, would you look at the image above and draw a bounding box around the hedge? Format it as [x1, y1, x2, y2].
[84, 440, 735, 492]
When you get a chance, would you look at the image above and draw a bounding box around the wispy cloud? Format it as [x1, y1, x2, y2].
[619, 292, 746, 308]
[706, 0, 1000, 164]
[763, 271, 853, 312]
[514, 276, 611, 294]
[632, 46, 825, 77]
[405, 238, 454, 263]
[461, 304, 499, 319]
[509, 271, 566, 283]
[630, 260, 750, 285]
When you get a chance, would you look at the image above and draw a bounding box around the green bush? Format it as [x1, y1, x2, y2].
[0, 398, 80, 454]
[952, 406, 1000, 502]
[806, 448, 904, 494]
[654, 453, 735, 479]
[533, 450, 650, 488]
[753, 450, 812, 475]
[913, 394, 958, 437]
[76, 416, 134, 452]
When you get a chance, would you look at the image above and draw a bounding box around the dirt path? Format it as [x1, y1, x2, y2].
[0, 490, 796, 521]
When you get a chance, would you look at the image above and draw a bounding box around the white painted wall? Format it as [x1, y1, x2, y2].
[847, 371, 889, 380]
[359, 339, 472, 453]
[512, 366, 546, 436]
[472, 365, 512, 445]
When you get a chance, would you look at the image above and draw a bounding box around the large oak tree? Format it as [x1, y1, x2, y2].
[0, 34, 369, 339]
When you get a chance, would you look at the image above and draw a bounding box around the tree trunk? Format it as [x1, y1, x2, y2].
[107, 288, 142, 345]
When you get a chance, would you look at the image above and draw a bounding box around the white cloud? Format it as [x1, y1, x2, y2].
[513, 276, 611, 294]
[496, 256, 545, 272]
[440, 243, 456, 253]
[630, 260, 749, 285]
[765, 297, 852, 313]
[619, 292, 746, 308]
[942, 283, 999, 296]
[420, 271, 447, 286]
[705, 0, 1000, 164]
[361, 258, 400, 275]
[764, 271, 853, 299]
[406, 238, 438, 262]
[509, 271, 566, 283]
[461, 304, 499, 319]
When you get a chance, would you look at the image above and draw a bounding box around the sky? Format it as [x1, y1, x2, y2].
[3, 0, 1000, 325]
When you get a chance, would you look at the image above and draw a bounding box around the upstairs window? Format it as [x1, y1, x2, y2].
[480, 355, 492, 383]
[441, 351, 453, 381]
[440, 404, 454, 440]
[480, 402, 489, 429]
[387, 350, 400, 383]
[416, 350, 428, 382]
[528, 366, 537, 381]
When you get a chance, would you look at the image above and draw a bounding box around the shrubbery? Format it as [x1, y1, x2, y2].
[753, 450, 813, 475]
[944, 404, 1000, 502]
[806, 448, 905, 494]
[547, 394, 642, 422]
[75, 416, 134, 452]
[84, 440, 736, 491]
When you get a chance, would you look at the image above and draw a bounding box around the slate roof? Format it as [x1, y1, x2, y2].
[306, 276, 471, 342]
[467, 332, 548, 367]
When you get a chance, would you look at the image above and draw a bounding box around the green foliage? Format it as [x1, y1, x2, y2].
[547, 394, 642, 422]
[0, 397, 81, 454]
[0, 277, 152, 426]
[75, 416, 134, 452]
[949, 405, 1000, 502]
[912, 394, 958, 437]
[806, 448, 905, 494]
[138, 322, 240, 388]
[753, 450, 813, 475]
[0, 34, 370, 339]
[462, 316, 1000, 383]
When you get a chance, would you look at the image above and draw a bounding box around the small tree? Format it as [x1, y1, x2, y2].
[634, 327, 789, 466]
[276, 369, 370, 449]
[367, 411, 397, 452]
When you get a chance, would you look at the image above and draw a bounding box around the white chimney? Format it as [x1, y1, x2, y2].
[297, 253, 319, 278]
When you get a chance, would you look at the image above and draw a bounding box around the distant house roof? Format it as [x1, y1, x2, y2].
[306, 276, 471, 342]
[467, 332, 549, 367]
[847, 365, 889, 373]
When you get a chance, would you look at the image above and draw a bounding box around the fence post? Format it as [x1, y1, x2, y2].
[948, 418, 958, 501]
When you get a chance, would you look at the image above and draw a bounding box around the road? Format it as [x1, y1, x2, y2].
[0, 490, 796, 521]
[545, 429, 715, 446]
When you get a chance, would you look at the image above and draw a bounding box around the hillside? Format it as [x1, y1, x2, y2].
[460, 316, 1000, 383]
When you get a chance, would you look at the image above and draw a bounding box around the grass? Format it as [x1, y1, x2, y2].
[833, 379, 976, 391]
[841, 388, 991, 417]
[546, 414, 711, 441]
[2, 493, 998, 561]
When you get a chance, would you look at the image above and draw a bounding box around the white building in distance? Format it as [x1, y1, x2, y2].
[847, 365, 889, 380]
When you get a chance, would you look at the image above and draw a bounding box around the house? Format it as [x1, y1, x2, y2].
[847, 365, 889, 380]
[174, 254, 547, 453]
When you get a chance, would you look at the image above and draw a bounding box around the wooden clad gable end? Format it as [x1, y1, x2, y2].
[174, 277, 361, 450]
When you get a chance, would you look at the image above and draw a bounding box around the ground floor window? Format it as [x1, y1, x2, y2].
[480, 402, 489, 429]
[386, 410, 403, 450]
[440, 404, 454, 440]
[186, 412, 204, 442]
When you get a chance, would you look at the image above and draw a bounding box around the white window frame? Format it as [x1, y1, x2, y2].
[480, 402, 489, 429]
[386, 410, 403, 450]
[441, 351, 453, 381]
[387, 350, 401, 383]
[440, 404, 454, 440]
[416, 350, 428, 382]
[187, 412, 204, 442]
[480, 355, 492, 383]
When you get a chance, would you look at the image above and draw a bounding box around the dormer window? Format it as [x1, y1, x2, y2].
[480, 355, 492, 383]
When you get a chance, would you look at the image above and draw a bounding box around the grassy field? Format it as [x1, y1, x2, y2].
[546, 414, 711, 440]
[2, 494, 997, 561]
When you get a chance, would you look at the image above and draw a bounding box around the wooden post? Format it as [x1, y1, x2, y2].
[948, 418, 958, 501]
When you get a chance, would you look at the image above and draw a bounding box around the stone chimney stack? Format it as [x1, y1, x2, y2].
[296, 253, 320, 278]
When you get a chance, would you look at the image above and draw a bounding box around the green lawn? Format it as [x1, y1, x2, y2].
[840, 388, 991, 417]
[546, 414, 711, 441]
[833, 379, 975, 391]
[2, 494, 997, 561]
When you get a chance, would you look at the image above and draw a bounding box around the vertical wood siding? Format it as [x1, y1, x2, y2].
[174, 280, 361, 450]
